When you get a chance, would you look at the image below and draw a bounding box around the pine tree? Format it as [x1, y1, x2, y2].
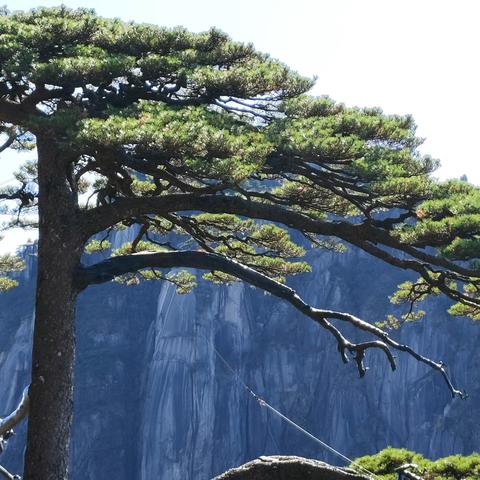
[0, 7, 479, 479]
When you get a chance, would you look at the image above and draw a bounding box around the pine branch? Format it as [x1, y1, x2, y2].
[76, 250, 466, 398]
[79, 194, 480, 309]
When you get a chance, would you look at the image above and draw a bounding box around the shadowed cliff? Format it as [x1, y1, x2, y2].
[0, 240, 478, 479]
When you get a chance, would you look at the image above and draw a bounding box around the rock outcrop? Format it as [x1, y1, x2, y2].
[213, 456, 369, 480]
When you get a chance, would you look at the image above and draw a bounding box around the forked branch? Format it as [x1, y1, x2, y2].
[0, 387, 29, 480]
[0, 386, 29, 437]
[76, 250, 466, 398]
[0, 134, 15, 154]
[0, 464, 20, 480]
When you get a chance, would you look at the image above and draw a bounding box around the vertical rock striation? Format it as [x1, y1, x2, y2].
[0, 244, 478, 479]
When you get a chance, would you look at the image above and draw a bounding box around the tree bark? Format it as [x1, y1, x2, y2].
[23, 139, 82, 480]
[213, 456, 370, 480]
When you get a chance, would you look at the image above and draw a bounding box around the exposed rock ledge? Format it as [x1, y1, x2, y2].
[213, 455, 370, 480]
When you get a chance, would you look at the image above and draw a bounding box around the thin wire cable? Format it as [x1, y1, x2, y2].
[211, 342, 381, 480]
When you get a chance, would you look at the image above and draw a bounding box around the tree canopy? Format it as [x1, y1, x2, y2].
[0, 6, 479, 479]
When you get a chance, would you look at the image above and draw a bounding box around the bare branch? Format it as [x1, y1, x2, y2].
[0, 185, 36, 206]
[0, 464, 20, 480]
[76, 250, 466, 398]
[0, 135, 15, 154]
[0, 386, 29, 437]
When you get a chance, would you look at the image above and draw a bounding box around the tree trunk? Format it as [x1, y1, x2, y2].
[23, 139, 82, 480]
[213, 456, 370, 480]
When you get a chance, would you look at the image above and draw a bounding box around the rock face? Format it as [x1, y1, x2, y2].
[0, 242, 479, 479]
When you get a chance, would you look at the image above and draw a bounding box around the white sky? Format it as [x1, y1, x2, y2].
[1, 0, 480, 251]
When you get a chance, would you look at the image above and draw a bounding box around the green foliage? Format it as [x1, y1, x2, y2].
[383, 178, 480, 322]
[14, 159, 37, 183]
[192, 214, 305, 258]
[114, 268, 197, 294]
[441, 238, 480, 262]
[0, 252, 24, 292]
[1, 6, 480, 321]
[448, 283, 480, 320]
[272, 179, 359, 218]
[395, 181, 480, 250]
[397, 214, 480, 247]
[389, 276, 480, 323]
[354, 447, 426, 480]
[108, 241, 198, 292]
[427, 454, 480, 480]
[73, 103, 273, 182]
[111, 240, 166, 256]
[385, 273, 480, 326]
[0, 6, 310, 106]
[189, 214, 310, 283]
[131, 179, 156, 196]
[0, 254, 25, 272]
[0, 276, 18, 291]
[384, 278, 440, 326]
[165, 270, 197, 294]
[84, 239, 111, 254]
[353, 447, 480, 480]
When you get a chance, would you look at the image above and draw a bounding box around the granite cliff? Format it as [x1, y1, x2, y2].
[0, 240, 478, 479]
